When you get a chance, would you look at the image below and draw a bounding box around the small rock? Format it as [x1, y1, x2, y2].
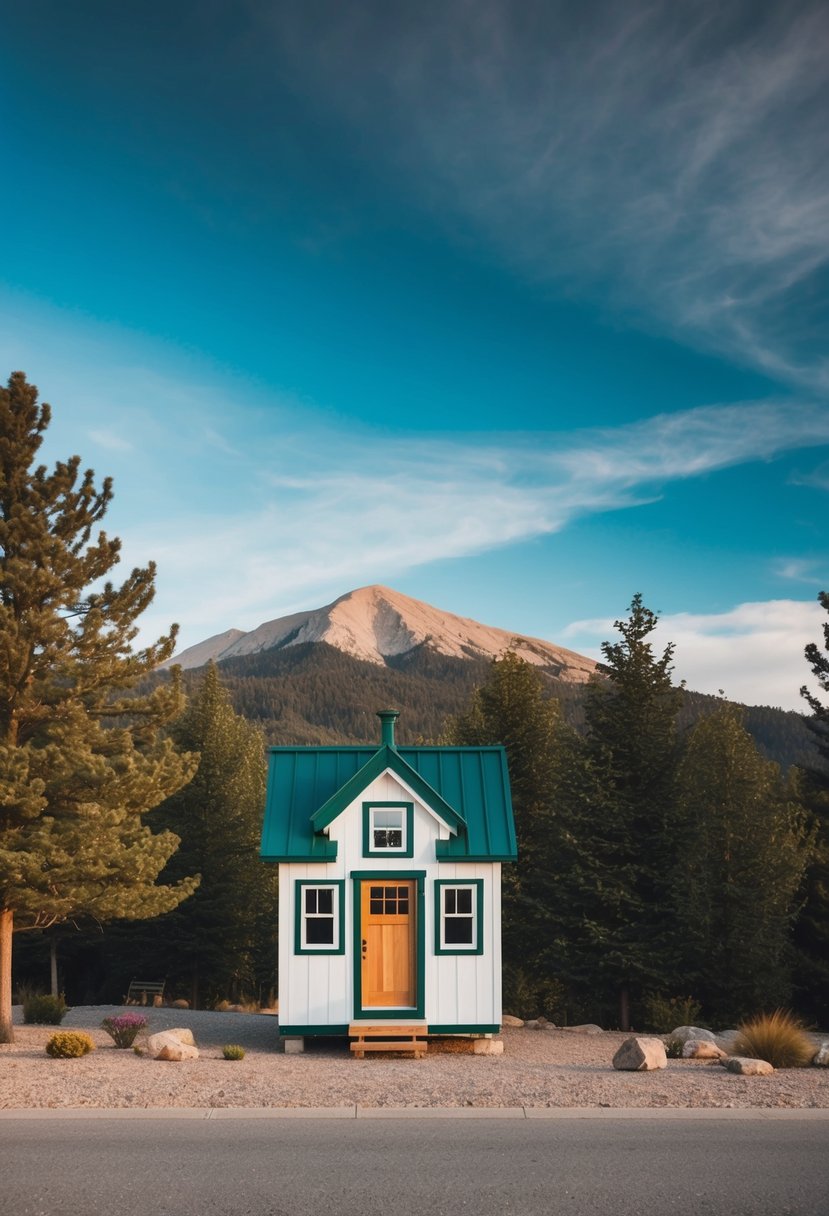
[165, 1027, 196, 1046]
[501, 1015, 524, 1028]
[724, 1056, 774, 1076]
[171, 999, 189, 1009]
[670, 1026, 717, 1046]
[524, 1019, 541, 1030]
[682, 1039, 727, 1060]
[147, 1031, 199, 1062]
[613, 1036, 667, 1071]
[561, 1024, 604, 1035]
[473, 1039, 504, 1055]
[812, 1042, 829, 1067]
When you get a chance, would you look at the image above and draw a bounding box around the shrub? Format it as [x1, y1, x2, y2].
[664, 1036, 685, 1059]
[732, 1010, 815, 1069]
[23, 992, 69, 1025]
[222, 1044, 245, 1061]
[101, 1013, 147, 1048]
[502, 968, 567, 1022]
[46, 1031, 95, 1058]
[642, 993, 704, 1034]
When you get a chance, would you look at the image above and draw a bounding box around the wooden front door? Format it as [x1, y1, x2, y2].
[360, 879, 416, 1008]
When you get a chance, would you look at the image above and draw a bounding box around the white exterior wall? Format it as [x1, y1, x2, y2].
[278, 768, 502, 1030]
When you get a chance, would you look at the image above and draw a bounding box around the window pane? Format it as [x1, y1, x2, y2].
[370, 886, 383, 900]
[398, 897, 409, 913]
[444, 918, 474, 945]
[444, 889, 456, 915]
[456, 889, 473, 915]
[374, 809, 403, 829]
[305, 889, 317, 914]
[317, 889, 333, 915]
[370, 899, 383, 914]
[384, 895, 397, 913]
[305, 917, 334, 945]
[373, 828, 403, 848]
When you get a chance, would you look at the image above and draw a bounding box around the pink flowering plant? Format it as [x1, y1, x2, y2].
[101, 1013, 147, 1048]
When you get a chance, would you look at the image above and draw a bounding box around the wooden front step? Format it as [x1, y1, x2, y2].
[348, 1024, 428, 1060]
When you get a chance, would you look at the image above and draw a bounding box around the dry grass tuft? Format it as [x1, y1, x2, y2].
[732, 1010, 815, 1069]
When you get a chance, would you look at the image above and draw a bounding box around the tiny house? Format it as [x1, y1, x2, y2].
[260, 710, 516, 1048]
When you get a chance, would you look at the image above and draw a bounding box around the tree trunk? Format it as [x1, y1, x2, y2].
[0, 908, 14, 1044]
[50, 936, 59, 999]
[619, 984, 630, 1032]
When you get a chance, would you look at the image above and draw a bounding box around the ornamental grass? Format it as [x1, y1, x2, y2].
[732, 1009, 815, 1069]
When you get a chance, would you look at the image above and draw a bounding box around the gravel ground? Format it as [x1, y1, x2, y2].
[1, 1006, 828, 1111]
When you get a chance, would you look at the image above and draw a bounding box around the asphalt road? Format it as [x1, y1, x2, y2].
[2, 1115, 828, 1216]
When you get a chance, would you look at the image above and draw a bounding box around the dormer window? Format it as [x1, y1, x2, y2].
[362, 801, 414, 858]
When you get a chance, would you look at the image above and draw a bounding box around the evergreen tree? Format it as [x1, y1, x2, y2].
[445, 651, 565, 1006]
[0, 372, 197, 1042]
[112, 663, 276, 1008]
[579, 594, 683, 1027]
[672, 703, 814, 1023]
[796, 590, 829, 1019]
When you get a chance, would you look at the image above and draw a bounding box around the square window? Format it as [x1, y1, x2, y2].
[363, 803, 413, 857]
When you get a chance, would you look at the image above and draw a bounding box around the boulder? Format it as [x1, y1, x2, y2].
[147, 1029, 199, 1061]
[682, 1039, 726, 1060]
[612, 1036, 667, 1071]
[501, 1015, 524, 1028]
[724, 1056, 774, 1076]
[561, 1024, 604, 1035]
[171, 999, 190, 1009]
[812, 1042, 829, 1067]
[670, 1026, 717, 1046]
[473, 1038, 504, 1055]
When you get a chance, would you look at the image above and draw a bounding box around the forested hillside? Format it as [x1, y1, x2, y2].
[172, 641, 817, 771]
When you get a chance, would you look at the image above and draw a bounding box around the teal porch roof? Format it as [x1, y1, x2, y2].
[260, 744, 516, 863]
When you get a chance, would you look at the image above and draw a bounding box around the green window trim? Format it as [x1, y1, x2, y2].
[361, 801, 414, 858]
[351, 870, 426, 1020]
[294, 879, 345, 955]
[434, 879, 484, 955]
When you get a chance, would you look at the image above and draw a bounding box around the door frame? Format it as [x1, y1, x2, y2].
[351, 870, 426, 1020]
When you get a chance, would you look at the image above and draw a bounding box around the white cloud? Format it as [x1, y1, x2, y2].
[126, 396, 829, 648]
[271, 1, 829, 391]
[563, 599, 825, 712]
[773, 557, 826, 584]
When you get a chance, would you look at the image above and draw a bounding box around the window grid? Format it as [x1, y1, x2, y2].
[434, 880, 484, 955]
[295, 880, 344, 954]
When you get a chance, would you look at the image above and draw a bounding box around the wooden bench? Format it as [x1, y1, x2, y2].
[348, 1024, 428, 1059]
[124, 980, 165, 1006]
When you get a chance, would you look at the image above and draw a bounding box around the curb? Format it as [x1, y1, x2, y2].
[1, 1105, 828, 1121]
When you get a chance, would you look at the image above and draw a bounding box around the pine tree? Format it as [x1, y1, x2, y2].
[672, 703, 814, 1023]
[579, 594, 683, 1028]
[445, 651, 566, 1007]
[795, 590, 829, 1019]
[0, 372, 198, 1042]
[111, 663, 276, 1008]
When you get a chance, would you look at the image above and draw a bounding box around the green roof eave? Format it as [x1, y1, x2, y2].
[310, 744, 466, 835]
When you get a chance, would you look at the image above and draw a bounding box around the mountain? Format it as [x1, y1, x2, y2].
[164, 586, 817, 771]
[166, 585, 598, 681]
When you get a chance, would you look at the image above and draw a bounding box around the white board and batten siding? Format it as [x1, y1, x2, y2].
[278, 768, 502, 1029]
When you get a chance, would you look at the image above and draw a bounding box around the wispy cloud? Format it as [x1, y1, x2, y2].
[773, 557, 826, 584]
[269, 1, 829, 391]
[128, 395, 829, 646]
[89, 428, 134, 453]
[563, 598, 825, 712]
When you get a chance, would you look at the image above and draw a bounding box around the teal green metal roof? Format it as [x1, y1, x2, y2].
[260, 745, 516, 863]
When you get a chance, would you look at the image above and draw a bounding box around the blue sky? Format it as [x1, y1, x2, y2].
[1, 0, 827, 710]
